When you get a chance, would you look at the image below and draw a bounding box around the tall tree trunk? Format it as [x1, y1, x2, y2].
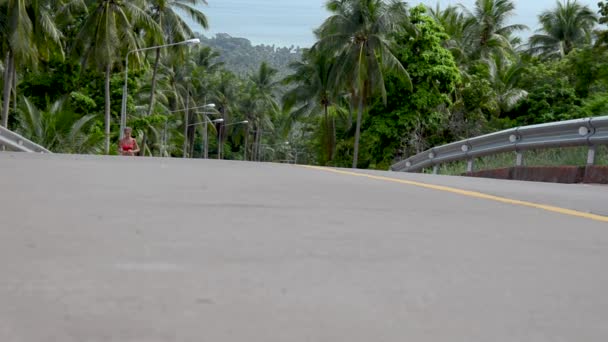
[352, 92, 364, 169]
[104, 64, 111, 155]
[331, 115, 336, 160]
[147, 48, 161, 117]
[244, 125, 249, 161]
[140, 47, 162, 156]
[12, 64, 17, 116]
[257, 129, 263, 161]
[189, 125, 196, 157]
[252, 127, 257, 161]
[347, 90, 355, 129]
[183, 91, 189, 158]
[1, 51, 14, 128]
[203, 119, 209, 159]
[324, 104, 333, 162]
[253, 127, 260, 161]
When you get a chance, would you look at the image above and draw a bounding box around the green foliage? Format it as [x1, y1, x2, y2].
[596, 1, 608, 46]
[564, 47, 608, 97]
[509, 60, 585, 124]
[14, 96, 104, 153]
[3, 0, 608, 168]
[20, 61, 82, 107]
[333, 5, 460, 169]
[69, 91, 97, 113]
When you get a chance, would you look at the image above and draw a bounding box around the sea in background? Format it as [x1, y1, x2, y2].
[186, 0, 601, 48]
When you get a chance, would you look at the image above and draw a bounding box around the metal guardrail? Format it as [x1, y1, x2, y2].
[391, 116, 608, 173]
[0, 126, 52, 153]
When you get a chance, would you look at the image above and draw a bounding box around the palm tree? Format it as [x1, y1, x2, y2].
[483, 54, 527, 115]
[145, 0, 208, 119]
[244, 63, 279, 161]
[598, 1, 608, 47]
[460, 0, 528, 59]
[428, 4, 475, 66]
[1, 0, 75, 127]
[283, 49, 337, 161]
[74, 0, 160, 154]
[15, 96, 104, 153]
[528, 0, 598, 58]
[314, 0, 412, 168]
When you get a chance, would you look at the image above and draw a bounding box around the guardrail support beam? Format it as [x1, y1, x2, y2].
[587, 145, 596, 166]
[516, 152, 524, 167]
[466, 159, 474, 173]
[432, 165, 439, 175]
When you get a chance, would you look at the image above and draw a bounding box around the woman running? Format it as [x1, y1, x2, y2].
[118, 127, 140, 156]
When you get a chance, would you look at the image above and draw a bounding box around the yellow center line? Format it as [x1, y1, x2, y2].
[302, 165, 608, 223]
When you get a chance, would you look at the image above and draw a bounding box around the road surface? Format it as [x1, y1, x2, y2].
[1, 153, 607, 342]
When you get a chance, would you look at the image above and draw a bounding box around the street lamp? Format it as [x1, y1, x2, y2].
[218, 120, 249, 160]
[168, 103, 215, 113]
[189, 117, 223, 159]
[188, 118, 223, 127]
[161, 102, 214, 158]
[167, 103, 215, 158]
[120, 38, 201, 139]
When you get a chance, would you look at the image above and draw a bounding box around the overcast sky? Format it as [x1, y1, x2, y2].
[191, 0, 601, 47]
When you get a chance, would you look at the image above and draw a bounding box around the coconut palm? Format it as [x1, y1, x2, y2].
[460, 0, 528, 59]
[246, 62, 279, 161]
[145, 0, 208, 119]
[314, 0, 412, 168]
[1, 0, 79, 127]
[428, 4, 475, 66]
[528, 0, 598, 58]
[483, 54, 527, 115]
[74, 0, 160, 154]
[283, 49, 337, 160]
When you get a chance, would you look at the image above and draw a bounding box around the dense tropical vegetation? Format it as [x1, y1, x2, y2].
[1, 0, 607, 169]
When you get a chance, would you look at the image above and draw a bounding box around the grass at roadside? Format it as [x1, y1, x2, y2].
[423, 146, 608, 175]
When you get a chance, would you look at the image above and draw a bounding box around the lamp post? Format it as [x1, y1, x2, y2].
[120, 38, 200, 140]
[218, 120, 249, 160]
[161, 103, 215, 158]
[188, 116, 223, 159]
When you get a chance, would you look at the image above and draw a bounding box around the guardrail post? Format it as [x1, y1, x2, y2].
[466, 159, 474, 173]
[516, 151, 524, 167]
[587, 145, 596, 165]
[432, 165, 439, 175]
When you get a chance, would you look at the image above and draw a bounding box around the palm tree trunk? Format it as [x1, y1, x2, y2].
[253, 127, 261, 161]
[244, 125, 249, 161]
[13, 64, 17, 116]
[347, 90, 355, 129]
[331, 115, 336, 160]
[252, 127, 257, 161]
[352, 92, 364, 169]
[324, 104, 334, 162]
[1, 51, 15, 128]
[140, 48, 161, 156]
[201, 118, 207, 159]
[189, 125, 196, 157]
[183, 91, 189, 158]
[257, 129, 263, 161]
[104, 64, 111, 154]
[147, 48, 161, 117]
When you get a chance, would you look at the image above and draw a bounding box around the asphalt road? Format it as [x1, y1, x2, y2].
[1, 153, 607, 342]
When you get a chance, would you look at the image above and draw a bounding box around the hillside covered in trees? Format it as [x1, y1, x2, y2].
[198, 33, 303, 78]
[1, 0, 607, 170]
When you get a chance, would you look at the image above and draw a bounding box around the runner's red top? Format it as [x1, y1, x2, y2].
[121, 139, 135, 151]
